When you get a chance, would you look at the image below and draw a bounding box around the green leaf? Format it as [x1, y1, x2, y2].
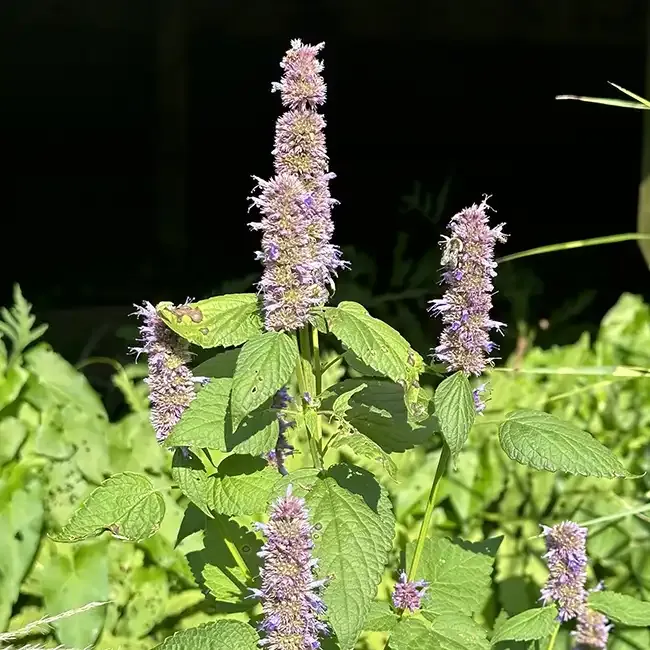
[167, 378, 278, 455]
[0, 416, 27, 466]
[50, 472, 165, 542]
[390, 615, 489, 650]
[333, 383, 367, 418]
[407, 537, 494, 617]
[194, 348, 240, 378]
[331, 427, 398, 480]
[305, 464, 395, 650]
[434, 371, 475, 456]
[325, 302, 423, 383]
[498, 410, 630, 478]
[0, 365, 29, 411]
[157, 294, 263, 349]
[0, 464, 44, 629]
[181, 507, 260, 604]
[363, 601, 399, 632]
[41, 541, 109, 649]
[171, 449, 213, 517]
[230, 331, 299, 429]
[151, 620, 259, 650]
[25, 344, 107, 418]
[323, 380, 436, 453]
[117, 566, 169, 637]
[589, 591, 650, 627]
[210, 455, 281, 516]
[491, 606, 558, 644]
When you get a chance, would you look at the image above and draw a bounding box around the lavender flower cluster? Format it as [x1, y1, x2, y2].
[132, 301, 205, 443]
[429, 198, 508, 378]
[250, 39, 346, 333]
[253, 486, 328, 649]
[540, 521, 611, 649]
[391, 571, 428, 612]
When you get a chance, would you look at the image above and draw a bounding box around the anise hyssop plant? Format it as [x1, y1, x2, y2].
[49, 39, 648, 650]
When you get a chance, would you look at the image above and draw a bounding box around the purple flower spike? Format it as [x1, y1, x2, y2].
[254, 485, 328, 649]
[265, 387, 296, 476]
[392, 571, 428, 612]
[573, 608, 612, 649]
[540, 521, 589, 622]
[429, 198, 508, 376]
[250, 39, 346, 333]
[131, 301, 204, 443]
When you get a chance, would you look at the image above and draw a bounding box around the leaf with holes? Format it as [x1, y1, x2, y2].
[499, 410, 631, 478]
[305, 464, 394, 650]
[230, 332, 298, 430]
[434, 371, 475, 457]
[151, 620, 259, 650]
[491, 606, 558, 644]
[325, 302, 423, 384]
[157, 294, 263, 349]
[50, 472, 165, 542]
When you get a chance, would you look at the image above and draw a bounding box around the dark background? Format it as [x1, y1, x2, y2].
[0, 0, 647, 362]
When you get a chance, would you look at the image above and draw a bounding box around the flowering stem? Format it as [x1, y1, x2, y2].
[546, 623, 560, 650]
[213, 514, 252, 583]
[311, 325, 323, 396]
[407, 444, 450, 583]
[295, 331, 323, 469]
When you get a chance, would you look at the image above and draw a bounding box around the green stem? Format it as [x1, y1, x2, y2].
[407, 445, 450, 582]
[213, 514, 251, 582]
[321, 352, 345, 374]
[296, 330, 323, 469]
[546, 623, 560, 650]
[497, 233, 650, 264]
[311, 325, 323, 396]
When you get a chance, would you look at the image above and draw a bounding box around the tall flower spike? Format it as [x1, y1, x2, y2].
[429, 198, 508, 377]
[573, 608, 611, 649]
[265, 387, 296, 476]
[131, 301, 205, 443]
[253, 485, 328, 649]
[249, 39, 346, 332]
[540, 521, 589, 622]
[391, 571, 428, 612]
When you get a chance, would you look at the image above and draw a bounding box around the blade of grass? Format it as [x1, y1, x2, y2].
[498, 233, 650, 263]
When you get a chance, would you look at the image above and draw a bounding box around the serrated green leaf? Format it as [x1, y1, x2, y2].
[331, 428, 398, 479]
[589, 591, 650, 626]
[305, 464, 395, 650]
[210, 455, 281, 516]
[157, 294, 263, 349]
[325, 302, 423, 383]
[491, 606, 558, 644]
[323, 380, 436, 453]
[167, 379, 279, 455]
[434, 371, 475, 456]
[230, 331, 298, 429]
[151, 619, 259, 650]
[0, 416, 27, 466]
[171, 449, 213, 517]
[364, 601, 399, 632]
[0, 365, 29, 411]
[50, 472, 165, 542]
[268, 468, 321, 501]
[41, 541, 109, 649]
[333, 383, 367, 418]
[498, 410, 630, 478]
[407, 537, 494, 617]
[390, 615, 489, 650]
